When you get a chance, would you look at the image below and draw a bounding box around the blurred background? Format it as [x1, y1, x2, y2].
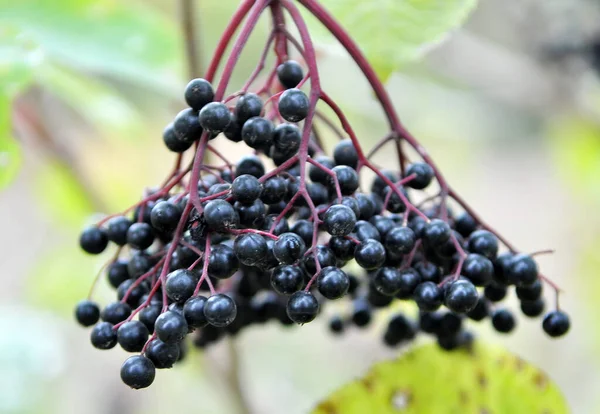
[1, 0, 599, 413]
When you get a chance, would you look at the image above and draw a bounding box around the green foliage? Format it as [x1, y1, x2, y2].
[315, 0, 478, 81]
[33, 159, 95, 227]
[548, 117, 600, 203]
[26, 245, 102, 316]
[313, 343, 568, 414]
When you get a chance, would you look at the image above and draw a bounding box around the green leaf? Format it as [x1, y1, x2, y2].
[0, 0, 182, 94]
[314, 0, 478, 80]
[313, 343, 568, 414]
[33, 159, 95, 228]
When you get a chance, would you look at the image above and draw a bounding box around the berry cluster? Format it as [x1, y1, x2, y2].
[75, 0, 570, 390]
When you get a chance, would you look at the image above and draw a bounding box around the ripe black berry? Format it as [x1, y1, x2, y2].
[120, 355, 156, 389]
[542, 310, 570, 337]
[466, 298, 489, 321]
[183, 295, 209, 328]
[413, 281, 443, 311]
[302, 245, 336, 275]
[208, 244, 239, 279]
[165, 269, 197, 303]
[236, 154, 265, 178]
[235, 93, 263, 124]
[323, 205, 357, 236]
[273, 123, 301, 154]
[328, 236, 356, 261]
[154, 311, 188, 343]
[117, 321, 149, 352]
[317, 266, 349, 300]
[204, 200, 239, 232]
[330, 165, 359, 195]
[405, 163, 434, 190]
[277, 60, 304, 89]
[145, 339, 180, 369]
[423, 219, 451, 246]
[163, 123, 194, 152]
[271, 265, 304, 295]
[101, 302, 132, 324]
[198, 102, 231, 133]
[329, 316, 344, 334]
[241, 117, 274, 150]
[139, 305, 161, 333]
[507, 254, 539, 287]
[444, 280, 479, 313]
[354, 240, 386, 270]
[395, 268, 422, 299]
[234, 233, 268, 266]
[126, 222, 155, 250]
[184, 78, 214, 111]
[79, 226, 108, 254]
[462, 253, 494, 287]
[467, 230, 499, 260]
[204, 294, 237, 327]
[333, 139, 359, 169]
[484, 283, 507, 302]
[106, 216, 132, 246]
[455, 212, 477, 237]
[150, 201, 182, 233]
[520, 299, 545, 317]
[273, 232, 306, 264]
[286, 291, 319, 324]
[90, 322, 118, 350]
[261, 177, 287, 204]
[491, 309, 516, 333]
[232, 174, 262, 205]
[174, 108, 203, 144]
[372, 267, 402, 296]
[385, 226, 416, 256]
[354, 220, 381, 242]
[516, 279, 543, 301]
[278, 88, 309, 122]
[75, 300, 100, 327]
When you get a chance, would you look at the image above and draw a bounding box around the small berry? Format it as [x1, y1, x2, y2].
[101, 302, 132, 324]
[150, 201, 182, 233]
[271, 265, 305, 295]
[405, 163, 434, 190]
[323, 205, 357, 236]
[542, 310, 570, 337]
[277, 60, 304, 89]
[204, 200, 239, 232]
[423, 219, 451, 246]
[273, 232, 306, 264]
[79, 226, 108, 254]
[154, 311, 188, 344]
[90, 322, 118, 350]
[145, 339, 180, 369]
[120, 355, 156, 389]
[507, 254, 539, 287]
[278, 88, 309, 122]
[117, 321, 149, 352]
[184, 78, 214, 110]
[468, 230, 499, 260]
[273, 123, 301, 154]
[106, 216, 132, 246]
[232, 174, 262, 205]
[241, 116, 274, 150]
[462, 253, 494, 287]
[444, 280, 479, 314]
[354, 240, 386, 270]
[234, 233, 268, 266]
[126, 222, 155, 250]
[491, 309, 516, 333]
[235, 93, 263, 124]
[520, 299, 545, 317]
[208, 244, 239, 279]
[163, 123, 193, 152]
[330, 165, 359, 196]
[286, 291, 319, 324]
[75, 300, 100, 327]
[317, 267, 350, 300]
[385, 226, 416, 256]
[165, 269, 197, 303]
[413, 281, 443, 312]
[173, 108, 203, 143]
[204, 294, 237, 327]
[198, 102, 231, 133]
[183, 296, 209, 328]
[395, 268, 422, 299]
[333, 139, 359, 169]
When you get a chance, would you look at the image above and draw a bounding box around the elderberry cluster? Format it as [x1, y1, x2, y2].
[74, 3, 570, 390]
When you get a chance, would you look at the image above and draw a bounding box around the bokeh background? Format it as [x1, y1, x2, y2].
[1, 0, 599, 413]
